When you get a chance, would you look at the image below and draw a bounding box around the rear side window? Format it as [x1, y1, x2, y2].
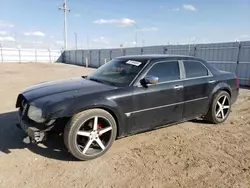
[146, 61, 180, 82]
[183, 61, 209, 78]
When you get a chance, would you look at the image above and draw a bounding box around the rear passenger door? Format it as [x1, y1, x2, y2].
[182, 60, 214, 119]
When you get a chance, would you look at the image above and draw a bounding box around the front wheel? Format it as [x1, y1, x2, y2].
[205, 91, 231, 124]
[64, 109, 117, 161]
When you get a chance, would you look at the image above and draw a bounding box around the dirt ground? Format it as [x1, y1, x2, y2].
[0, 63, 250, 188]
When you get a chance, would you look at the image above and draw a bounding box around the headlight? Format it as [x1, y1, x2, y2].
[27, 105, 45, 123]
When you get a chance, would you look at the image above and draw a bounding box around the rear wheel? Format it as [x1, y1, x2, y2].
[64, 109, 117, 161]
[205, 91, 231, 124]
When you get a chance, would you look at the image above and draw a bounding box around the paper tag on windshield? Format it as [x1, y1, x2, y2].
[126, 60, 142, 66]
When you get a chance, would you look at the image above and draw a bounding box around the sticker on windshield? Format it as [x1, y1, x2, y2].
[126, 60, 142, 66]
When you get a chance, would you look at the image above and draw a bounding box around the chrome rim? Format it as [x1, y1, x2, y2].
[75, 116, 113, 156]
[215, 95, 230, 120]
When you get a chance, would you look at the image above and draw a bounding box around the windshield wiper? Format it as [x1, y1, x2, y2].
[88, 77, 105, 84]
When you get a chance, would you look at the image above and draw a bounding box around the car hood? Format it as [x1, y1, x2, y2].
[21, 77, 115, 102]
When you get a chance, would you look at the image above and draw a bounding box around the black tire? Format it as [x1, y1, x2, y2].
[64, 108, 117, 161]
[204, 90, 231, 124]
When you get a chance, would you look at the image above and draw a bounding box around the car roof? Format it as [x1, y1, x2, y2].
[116, 54, 202, 62]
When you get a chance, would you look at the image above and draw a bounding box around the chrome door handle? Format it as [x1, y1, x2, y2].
[208, 80, 216, 84]
[174, 85, 183, 90]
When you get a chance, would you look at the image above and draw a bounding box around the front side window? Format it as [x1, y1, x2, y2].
[183, 61, 209, 78]
[87, 59, 146, 87]
[146, 61, 180, 83]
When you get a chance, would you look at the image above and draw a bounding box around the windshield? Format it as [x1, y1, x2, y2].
[87, 59, 147, 87]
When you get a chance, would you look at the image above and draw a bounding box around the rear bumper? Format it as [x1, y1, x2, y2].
[231, 88, 239, 104]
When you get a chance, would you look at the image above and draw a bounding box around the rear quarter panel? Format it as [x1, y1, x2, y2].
[211, 71, 239, 104]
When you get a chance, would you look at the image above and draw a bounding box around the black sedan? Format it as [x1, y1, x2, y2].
[16, 55, 239, 160]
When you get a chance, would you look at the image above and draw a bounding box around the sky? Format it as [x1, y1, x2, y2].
[0, 0, 250, 49]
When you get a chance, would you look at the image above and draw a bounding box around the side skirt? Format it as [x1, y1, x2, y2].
[116, 115, 206, 140]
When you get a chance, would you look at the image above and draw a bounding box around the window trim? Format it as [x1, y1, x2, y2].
[134, 60, 183, 87]
[181, 60, 213, 80]
[129, 59, 151, 86]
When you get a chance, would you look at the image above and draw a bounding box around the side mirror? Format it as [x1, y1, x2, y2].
[140, 75, 159, 86]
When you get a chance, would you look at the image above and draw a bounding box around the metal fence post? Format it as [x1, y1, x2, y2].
[0, 44, 3, 62]
[89, 50, 92, 67]
[48, 49, 51, 63]
[18, 48, 21, 63]
[82, 50, 84, 65]
[75, 49, 77, 65]
[61, 50, 65, 63]
[110, 50, 112, 60]
[235, 42, 241, 74]
[98, 50, 101, 67]
[86, 56, 88, 68]
[193, 45, 197, 57]
[68, 50, 70, 64]
[163, 46, 167, 54]
[35, 49, 37, 63]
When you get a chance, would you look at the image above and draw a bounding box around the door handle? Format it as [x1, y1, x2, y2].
[174, 85, 184, 90]
[208, 80, 216, 84]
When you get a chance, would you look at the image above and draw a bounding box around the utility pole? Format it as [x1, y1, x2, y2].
[135, 31, 138, 47]
[132, 23, 138, 47]
[188, 36, 191, 54]
[59, 0, 70, 50]
[74, 32, 78, 49]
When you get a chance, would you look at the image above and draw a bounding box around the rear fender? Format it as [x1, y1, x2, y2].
[209, 82, 232, 105]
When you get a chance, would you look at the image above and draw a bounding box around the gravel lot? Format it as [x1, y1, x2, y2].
[0, 63, 250, 188]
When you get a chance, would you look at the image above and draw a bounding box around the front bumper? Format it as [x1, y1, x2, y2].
[17, 110, 47, 143]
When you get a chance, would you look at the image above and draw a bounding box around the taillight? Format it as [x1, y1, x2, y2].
[236, 77, 239, 88]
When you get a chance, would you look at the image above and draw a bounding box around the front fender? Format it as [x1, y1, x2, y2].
[44, 96, 127, 137]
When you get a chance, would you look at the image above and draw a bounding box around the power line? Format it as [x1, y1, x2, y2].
[59, 0, 70, 50]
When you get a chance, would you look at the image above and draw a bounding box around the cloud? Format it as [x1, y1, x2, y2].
[24, 31, 45, 37]
[32, 41, 43, 44]
[0, 31, 7, 35]
[240, 34, 250, 38]
[139, 27, 159, 32]
[183, 4, 196, 11]
[74, 13, 81, 17]
[200, 38, 210, 43]
[172, 8, 180, 11]
[0, 36, 15, 42]
[131, 41, 137, 46]
[92, 37, 109, 44]
[50, 35, 55, 39]
[93, 18, 135, 27]
[56, 41, 64, 45]
[0, 20, 14, 28]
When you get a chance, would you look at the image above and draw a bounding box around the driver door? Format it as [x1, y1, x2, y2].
[128, 60, 184, 133]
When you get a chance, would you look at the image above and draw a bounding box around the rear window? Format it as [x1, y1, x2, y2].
[183, 61, 209, 78]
